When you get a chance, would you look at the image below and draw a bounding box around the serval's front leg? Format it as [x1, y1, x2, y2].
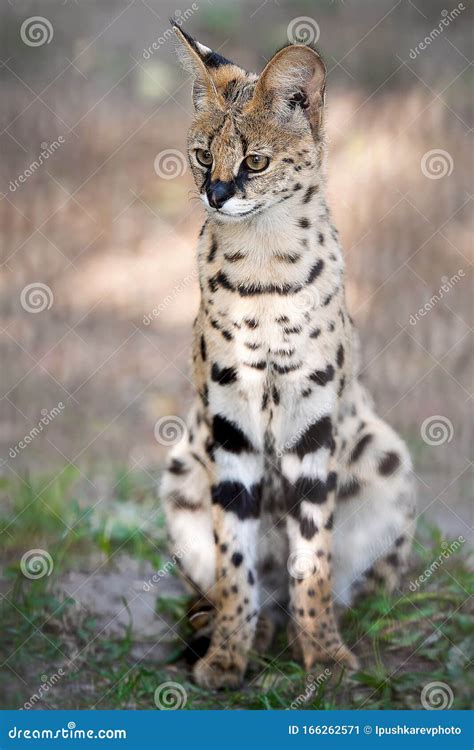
[193, 411, 263, 689]
[282, 416, 358, 672]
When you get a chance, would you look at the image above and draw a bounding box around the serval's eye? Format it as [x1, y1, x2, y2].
[244, 154, 270, 172]
[195, 149, 213, 167]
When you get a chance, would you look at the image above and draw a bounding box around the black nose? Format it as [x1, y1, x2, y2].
[207, 180, 235, 209]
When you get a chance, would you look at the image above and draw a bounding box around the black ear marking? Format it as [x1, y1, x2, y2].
[171, 22, 233, 69]
[289, 91, 309, 110]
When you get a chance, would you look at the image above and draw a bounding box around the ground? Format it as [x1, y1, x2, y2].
[0, 466, 472, 711]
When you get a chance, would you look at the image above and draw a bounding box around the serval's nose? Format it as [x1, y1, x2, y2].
[207, 180, 236, 209]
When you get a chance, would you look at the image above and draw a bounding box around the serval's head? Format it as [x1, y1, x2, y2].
[174, 27, 327, 222]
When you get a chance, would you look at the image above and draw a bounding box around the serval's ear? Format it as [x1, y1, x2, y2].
[172, 25, 235, 110]
[253, 44, 326, 132]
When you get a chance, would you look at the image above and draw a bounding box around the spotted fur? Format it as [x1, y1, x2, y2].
[161, 28, 416, 688]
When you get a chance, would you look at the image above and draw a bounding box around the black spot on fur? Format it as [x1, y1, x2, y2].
[290, 416, 333, 458]
[324, 513, 334, 530]
[211, 363, 238, 386]
[284, 325, 302, 335]
[248, 570, 255, 585]
[337, 344, 345, 368]
[212, 415, 255, 454]
[212, 480, 262, 520]
[386, 552, 399, 567]
[168, 458, 189, 476]
[318, 232, 325, 245]
[300, 516, 318, 540]
[200, 335, 207, 362]
[244, 318, 258, 328]
[337, 376, 346, 397]
[350, 433, 373, 463]
[379, 452, 401, 475]
[303, 185, 318, 204]
[305, 258, 324, 283]
[326, 472, 338, 492]
[337, 478, 361, 500]
[309, 364, 335, 387]
[207, 237, 218, 262]
[272, 362, 302, 375]
[310, 327, 321, 339]
[231, 552, 244, 567]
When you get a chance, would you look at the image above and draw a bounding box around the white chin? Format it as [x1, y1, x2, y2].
[201, 194, 263, 221]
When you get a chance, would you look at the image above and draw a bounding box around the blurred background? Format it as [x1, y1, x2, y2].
[1, 0, 472, 524]
[0, 0, 472, 709]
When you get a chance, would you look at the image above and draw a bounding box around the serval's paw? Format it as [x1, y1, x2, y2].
[290, 626, 359, 672]
[193, 649, 246, 689]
